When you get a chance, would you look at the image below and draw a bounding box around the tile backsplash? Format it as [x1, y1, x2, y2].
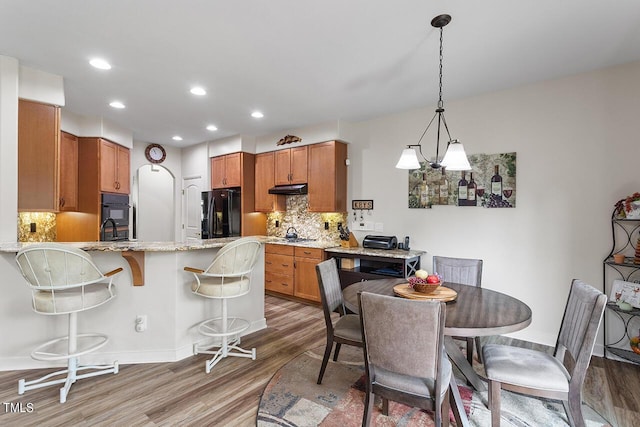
[18, 212, 56, 242]
[266, 195, 347, 243]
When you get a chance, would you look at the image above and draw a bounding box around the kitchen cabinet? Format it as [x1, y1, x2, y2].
[211, 152, 241, 189]
[17, 99, 61, 211]
[57, 137, 130, 242]
[99, 139, 130, 194]
[307, 140, 348, 212]
[254, 152, 285, 212]
[59, 131, 78, 211]
[275, 146, 308, 185]
[264, 244, 325, 303]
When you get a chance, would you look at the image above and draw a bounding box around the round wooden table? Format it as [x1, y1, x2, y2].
[342, 278, 532, 337]
[342, 278, 532, 393]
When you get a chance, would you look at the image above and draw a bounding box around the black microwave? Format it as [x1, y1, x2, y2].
[101, 193, 130, 241]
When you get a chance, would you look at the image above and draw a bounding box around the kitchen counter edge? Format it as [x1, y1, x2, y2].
[0, 236, 341, 253]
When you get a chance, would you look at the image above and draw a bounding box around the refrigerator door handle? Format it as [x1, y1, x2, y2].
[209, 194, 216, 237]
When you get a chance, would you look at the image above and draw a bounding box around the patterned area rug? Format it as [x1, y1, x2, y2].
[257, 345, 611, 427]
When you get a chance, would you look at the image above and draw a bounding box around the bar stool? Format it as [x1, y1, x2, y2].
[184, 237, 262, 373]
[15, 243, 122, 403]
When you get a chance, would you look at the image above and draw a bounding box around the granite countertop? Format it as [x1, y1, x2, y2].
[0, 236, 341, 253]
[325, 246, 426, 259]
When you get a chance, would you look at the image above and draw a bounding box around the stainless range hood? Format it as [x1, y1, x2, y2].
[268, 184, 308, 195]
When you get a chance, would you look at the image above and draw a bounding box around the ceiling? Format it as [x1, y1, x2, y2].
[2, 1, 640, 147]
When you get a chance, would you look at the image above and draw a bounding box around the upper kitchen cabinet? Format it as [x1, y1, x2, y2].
[99, 139, 130, 194]
[59, 131, 78, 211]
[275, 145, 308, 185]
[18, 99, 61, 211]
[307, 140, 348, 212]
[211, 152, 241, 189]
[254, 152, 285, 212]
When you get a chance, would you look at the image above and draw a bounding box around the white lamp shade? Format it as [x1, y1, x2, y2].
[395, 148, 421, 169]
[440, 140, 471, 171]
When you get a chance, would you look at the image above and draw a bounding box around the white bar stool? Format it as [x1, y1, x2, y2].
[15, 243, 122, 403]
[184, 237, 262, 373]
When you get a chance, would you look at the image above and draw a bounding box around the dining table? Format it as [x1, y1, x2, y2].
[342, 277, 532, 427]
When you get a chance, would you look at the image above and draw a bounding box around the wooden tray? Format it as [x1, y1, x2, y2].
[393, 284, 458, 302]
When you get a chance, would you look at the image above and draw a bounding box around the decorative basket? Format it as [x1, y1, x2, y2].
[408, 277, 441, 294]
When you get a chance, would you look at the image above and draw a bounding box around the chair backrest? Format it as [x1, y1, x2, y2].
[316, 258, 345, 322]
[555, 279, 607, 387]
[359, 291, 446, 380]
[204, 237, 262, 278]
[433, 256, 483, 287]
[16, 243, 105, 289]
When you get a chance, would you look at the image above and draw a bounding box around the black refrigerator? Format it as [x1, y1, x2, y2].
[201, 189, 241, 238]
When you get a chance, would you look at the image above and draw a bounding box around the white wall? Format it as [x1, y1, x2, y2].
[346, 60, 640, 347]
[0, 56, 19, 242]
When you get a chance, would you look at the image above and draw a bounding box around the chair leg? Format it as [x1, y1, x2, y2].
[317, 339, 333, 384]
[564, 394, 586, 427]
[474, 337, 483, 364]
[488, 379, 502, 427]
[382, 397, 389, 416]
[362, 390, 374, 427]
[439, 387, 450, 427]
[333, 342, 342, 361]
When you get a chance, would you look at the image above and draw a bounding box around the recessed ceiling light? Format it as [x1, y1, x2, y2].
[172, 136, 183, 141]
[109, 101, 125, 109]
[89, 58, 111, 70]
[206, 125, 218, 131]
[190, 86, 206, 96]
[251, 111, 264, 118]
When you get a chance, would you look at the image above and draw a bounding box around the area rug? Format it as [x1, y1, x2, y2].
[257, 345, 611, 427]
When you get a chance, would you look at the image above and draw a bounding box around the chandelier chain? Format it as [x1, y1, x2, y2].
[438, 26, 444, 108]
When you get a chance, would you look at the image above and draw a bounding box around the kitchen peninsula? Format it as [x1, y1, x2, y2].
[0, 238, 266, 370]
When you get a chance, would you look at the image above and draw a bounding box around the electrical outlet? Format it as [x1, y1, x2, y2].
[135, 315, 147, 332]
[30, 222, 36, 233]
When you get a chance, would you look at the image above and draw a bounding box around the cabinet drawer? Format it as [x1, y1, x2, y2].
[265, 272, 294, 295]
[294, 247, 324, 260]
[265, 253, 294, 275]
[265, 244, 295, 256]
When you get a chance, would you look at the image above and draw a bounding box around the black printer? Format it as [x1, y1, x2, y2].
[362, 235, 398, 250]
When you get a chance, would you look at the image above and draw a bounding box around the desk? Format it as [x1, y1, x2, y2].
[343, 278, 532, 426]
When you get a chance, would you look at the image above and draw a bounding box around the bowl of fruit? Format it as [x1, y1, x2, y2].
[408, 270, 442, 294]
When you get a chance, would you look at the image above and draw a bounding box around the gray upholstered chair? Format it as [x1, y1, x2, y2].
[482, 279, 607, 427]
[358, 291, 453, 427]
[433, 255, 483, 365]
[15, 243, 122, 403]
[316, 258, 363, 384]
[184, 237, 262, 373]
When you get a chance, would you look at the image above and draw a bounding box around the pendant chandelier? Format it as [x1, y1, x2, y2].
[396, 14, 471, 171]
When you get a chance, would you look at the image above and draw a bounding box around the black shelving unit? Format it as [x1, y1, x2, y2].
[603, 208, 640, 364]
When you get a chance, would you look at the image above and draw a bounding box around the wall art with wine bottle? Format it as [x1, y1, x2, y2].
[407, 152, 516, 209]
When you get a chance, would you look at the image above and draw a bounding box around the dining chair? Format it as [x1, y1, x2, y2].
[184, 237, 262, 373]
[433, 255, 483, 365]
[482, 279, 607, 427]
[15, 243, 123, 403]
[315, 257, 363, 384]
[358, 291, 453, 427]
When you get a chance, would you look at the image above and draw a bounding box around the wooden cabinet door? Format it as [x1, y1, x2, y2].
[59, 131, 78, 211]
[308, 141, 347, 212]
[289, 146, 308, 184]
[211, 156, 226, 189]
[116, 145, 130, 194]
[274, 149, 292, 185]
[294, 254, 323, 302]
[224, 153, 242, 187]
[99, 139, 118, 193]
[255, 152, 285, 212]
[18, 99, 60, 211]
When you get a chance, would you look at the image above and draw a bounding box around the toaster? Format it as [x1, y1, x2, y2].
[362, 235, 398, 250]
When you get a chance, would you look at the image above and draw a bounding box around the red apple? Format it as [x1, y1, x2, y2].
[426, 274, 440, 284]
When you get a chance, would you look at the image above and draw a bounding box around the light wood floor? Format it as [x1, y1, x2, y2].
[0, 295, 638, 426]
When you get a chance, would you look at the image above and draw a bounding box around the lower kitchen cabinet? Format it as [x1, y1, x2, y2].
[264, 244, 325, 303]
